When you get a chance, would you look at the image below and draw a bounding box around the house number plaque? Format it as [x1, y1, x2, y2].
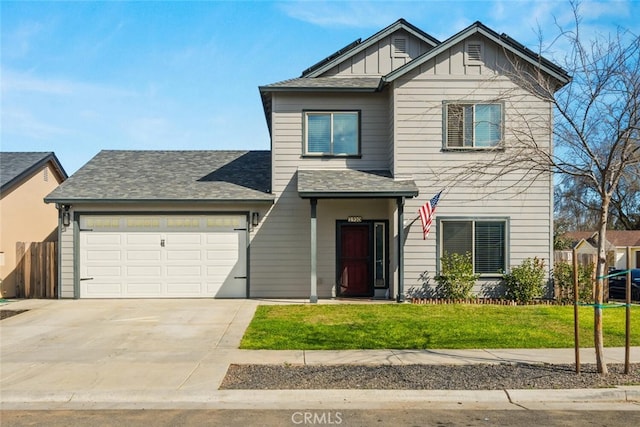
[347, 216, 362, 223]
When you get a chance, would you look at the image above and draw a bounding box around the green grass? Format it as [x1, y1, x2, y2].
[240, 304, 640, 350]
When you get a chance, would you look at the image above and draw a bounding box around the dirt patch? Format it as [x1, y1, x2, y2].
[0, 309, 28, 320]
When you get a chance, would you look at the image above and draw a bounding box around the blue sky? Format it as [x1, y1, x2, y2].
[2, 0, 638, 174]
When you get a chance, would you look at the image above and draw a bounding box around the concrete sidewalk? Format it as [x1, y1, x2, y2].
[1, 298, 639, 410]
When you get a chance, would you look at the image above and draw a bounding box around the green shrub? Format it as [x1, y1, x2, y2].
[552, 261, 594, 303]
[503, 257, 546, 303]
[435, 252, 479, 299]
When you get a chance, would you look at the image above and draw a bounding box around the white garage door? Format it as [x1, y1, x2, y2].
[79, 215, 247, 298]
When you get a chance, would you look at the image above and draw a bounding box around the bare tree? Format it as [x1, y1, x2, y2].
[556, 162, 640, 230]
[609, 169, 640, 230]
[455, 4, 639, 374]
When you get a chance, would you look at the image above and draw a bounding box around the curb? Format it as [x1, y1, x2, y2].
[2, 387, 638, 410]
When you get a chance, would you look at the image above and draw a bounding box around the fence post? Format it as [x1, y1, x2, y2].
[626, 246, 631, 374]
[15, 242, 25, 298]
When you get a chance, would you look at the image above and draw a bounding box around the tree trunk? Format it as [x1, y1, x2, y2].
[594, 202, 610, 375]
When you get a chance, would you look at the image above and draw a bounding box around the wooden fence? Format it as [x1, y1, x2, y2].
[15, 242, 57, 298]
[554, 250, 597, 267]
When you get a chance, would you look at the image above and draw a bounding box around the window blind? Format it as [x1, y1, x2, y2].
[475, 221, 505, 274]
[307, 114, 331, 153]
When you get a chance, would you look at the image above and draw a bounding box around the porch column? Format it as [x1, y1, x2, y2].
[396, 197, 405, 303]
[310, 198, 318, 303]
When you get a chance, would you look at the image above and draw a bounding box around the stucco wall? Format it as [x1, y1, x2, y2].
[0, 163, 62, 297]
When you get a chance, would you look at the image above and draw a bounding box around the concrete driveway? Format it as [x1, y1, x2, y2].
[0, 299, 259, 397]
[2, 298, 639, 411]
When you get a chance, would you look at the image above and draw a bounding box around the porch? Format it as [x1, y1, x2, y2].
[297, 169, 418, 302]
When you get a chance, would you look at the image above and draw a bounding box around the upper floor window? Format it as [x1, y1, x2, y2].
[304, 111, 360, 156]
[445, 103, 502, 148]
[441, 219, 507, 275]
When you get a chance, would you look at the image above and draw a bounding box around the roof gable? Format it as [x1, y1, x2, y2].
[302, 18, 440, 78]
[384, 21, 569, 86]
[0, 152, 67, 194]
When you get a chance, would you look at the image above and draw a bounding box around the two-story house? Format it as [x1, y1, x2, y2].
[46, 19, 568, 300]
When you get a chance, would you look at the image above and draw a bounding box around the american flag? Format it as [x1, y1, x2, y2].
[418, 191, 442, 240]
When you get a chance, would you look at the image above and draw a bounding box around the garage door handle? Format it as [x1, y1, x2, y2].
[80, 277, 94, 281]
[234, 276, 247, 279]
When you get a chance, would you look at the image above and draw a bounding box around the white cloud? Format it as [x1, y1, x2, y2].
[1, 107, 73, 140]
[1, 68, 136, 97]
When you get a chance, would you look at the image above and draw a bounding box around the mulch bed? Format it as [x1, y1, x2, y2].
[221, 363, 640, 390]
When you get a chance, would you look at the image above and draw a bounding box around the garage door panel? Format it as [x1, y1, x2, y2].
[86, 250, 121, 261]
[167, 283, 202, 294]
[87, 266, 122, 276]
[127, 265, 162, 276]
[206, 233, 238, 245]
[80, 215, 247, 298]
[166, 250, 201, 261]
[168, 234, 202, 245]
[86, 282, 122, 297]
[167, 265, 202, 276]
[86, 234, 121, 245]
[127, 250, 161, 261]
[127, 234, 161, 245]
[127, 283, 162, 296]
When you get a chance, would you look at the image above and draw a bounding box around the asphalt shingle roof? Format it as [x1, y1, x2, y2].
[260, 77, 382, 91]
[563, 231, 640, 248]
[45, 150, 273, 203]
[297, 169, 418, 198]
[1, 152, 67, 193]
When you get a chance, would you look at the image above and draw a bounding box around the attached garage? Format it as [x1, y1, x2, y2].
[44, 150, 274, 299]
[79, 214, 247, 298]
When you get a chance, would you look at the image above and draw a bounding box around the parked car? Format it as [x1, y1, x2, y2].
[608, 269, 640, 301]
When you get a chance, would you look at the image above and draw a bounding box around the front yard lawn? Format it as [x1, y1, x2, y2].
[240, 304, 640, 350]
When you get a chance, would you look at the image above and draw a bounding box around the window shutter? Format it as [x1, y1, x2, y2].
[307, 114, 331, 153]
[474, 222, 505, 274]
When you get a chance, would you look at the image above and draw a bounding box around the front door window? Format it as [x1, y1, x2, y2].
[374, 222, 386, 288]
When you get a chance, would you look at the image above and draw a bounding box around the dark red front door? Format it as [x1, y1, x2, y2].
[339, 225, 371, 296]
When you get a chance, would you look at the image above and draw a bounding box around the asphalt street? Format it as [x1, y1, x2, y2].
[3, 409, 640, 427]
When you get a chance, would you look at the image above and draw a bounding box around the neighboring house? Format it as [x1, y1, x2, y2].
[0, 152, 67, 298]
[562, 231, 640, 269]
[46, 19, 569, 300]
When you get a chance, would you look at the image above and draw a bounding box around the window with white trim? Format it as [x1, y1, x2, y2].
[445, 103, 503, 148]
[304, 111, 360, 156]
[441, 220, 506, 275]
